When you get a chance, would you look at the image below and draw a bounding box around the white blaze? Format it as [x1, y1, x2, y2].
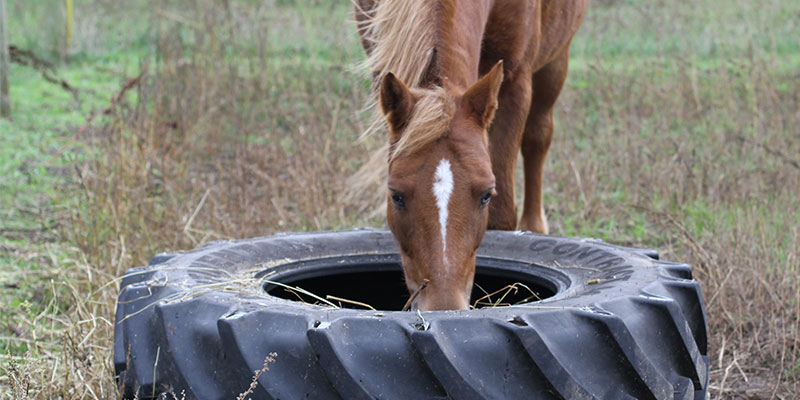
[433, 158, 453, 266]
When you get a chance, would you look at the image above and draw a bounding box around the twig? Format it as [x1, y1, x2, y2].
[0, 225, 58, 234]
[733, 358, 749, 384]
[152, 346, 160, 398]
[7, 323, 26, 338]
[280, 287, 307, 303]
[155, 8, 204, 30]
[552, 259, 600, 272]
[183, 189, 211, 244]
[770, 320, 787, 399]
[261, 279, 339, 309]
[74, 67, 148, 139]
[237, 353, 277, 400]
[471, 283, 538, 309]
[50, 66, 150, 163]
[734, 134, 800, 171]
[634, 204, 715, 269]
[706, 267, 733, 309]
[402, 279, 429, 311]
[718, 352, 738, 400]
[326, 295, 376, 311]
[561, 149, 588, 215]
[9, 45, 79, 100]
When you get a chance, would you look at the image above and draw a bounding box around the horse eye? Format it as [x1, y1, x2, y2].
[480, 190, 493, 207]
[391, 192, 406, 209]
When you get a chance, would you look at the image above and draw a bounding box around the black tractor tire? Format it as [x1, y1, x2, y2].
[114, 229, 709, 400]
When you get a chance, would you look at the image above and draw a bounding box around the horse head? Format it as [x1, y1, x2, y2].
[380, 62, 504, 311]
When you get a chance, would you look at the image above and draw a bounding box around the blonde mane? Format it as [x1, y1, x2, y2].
[357, 0, 454, 150]
[350, 0, 456, 209]
[358, 0, 440, 94]
[390, 86, 454, 160]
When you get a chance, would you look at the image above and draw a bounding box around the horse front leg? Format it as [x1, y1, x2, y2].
[487, 72, 532, 231]
[519, 48, 571, 234]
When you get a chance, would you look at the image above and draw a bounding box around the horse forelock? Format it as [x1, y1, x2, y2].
[389, 86, 454, 161]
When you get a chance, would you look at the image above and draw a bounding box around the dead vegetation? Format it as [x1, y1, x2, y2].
[2, 0, 798, 398]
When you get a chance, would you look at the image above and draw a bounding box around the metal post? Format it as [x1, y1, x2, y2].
[65, 0, 73, 56]
[0, 0, 10, 118]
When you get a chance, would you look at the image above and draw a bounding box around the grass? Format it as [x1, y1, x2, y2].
[2, 0, 799, 398]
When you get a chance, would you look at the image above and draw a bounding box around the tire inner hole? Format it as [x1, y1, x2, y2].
[262, 257, 559, 311]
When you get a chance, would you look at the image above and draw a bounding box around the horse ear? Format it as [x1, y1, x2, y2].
[380, 72, 414, 142]
[463, 60, 504, 128]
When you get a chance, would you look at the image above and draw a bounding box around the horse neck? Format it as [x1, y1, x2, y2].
[437, 0, 494, 92]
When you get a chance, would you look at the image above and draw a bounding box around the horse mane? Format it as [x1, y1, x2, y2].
[349, 0, 456, 213]
[355, 0, 455, 160]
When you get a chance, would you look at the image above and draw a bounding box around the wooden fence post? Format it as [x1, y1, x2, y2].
[0, 0, 10, 118]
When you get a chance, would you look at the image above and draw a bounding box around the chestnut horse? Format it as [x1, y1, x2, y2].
[354, 0, 588, 310]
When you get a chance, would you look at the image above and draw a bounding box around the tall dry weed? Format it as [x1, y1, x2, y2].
[70, 1, 377, 268]
[544, 8, 800, 396]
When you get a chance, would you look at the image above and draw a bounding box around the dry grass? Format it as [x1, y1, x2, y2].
[2, 245, 118, 399]
[545, 4, 800, 396]
[2, 0, 799, 398]
[68, 1, 376, 269]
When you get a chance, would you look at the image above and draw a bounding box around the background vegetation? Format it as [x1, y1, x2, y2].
[1, 0, 798, 398]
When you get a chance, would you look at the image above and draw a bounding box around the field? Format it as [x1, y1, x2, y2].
[1, 0, 798, 398]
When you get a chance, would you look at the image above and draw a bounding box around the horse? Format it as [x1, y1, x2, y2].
[354, 0, 589, 311]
